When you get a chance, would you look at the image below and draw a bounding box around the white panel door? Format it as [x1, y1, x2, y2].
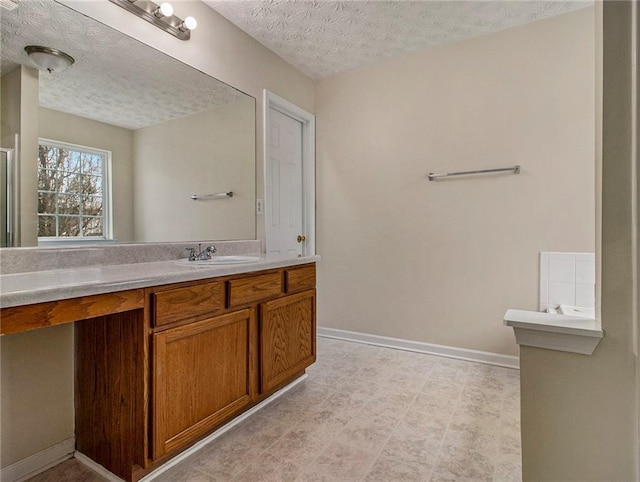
[266, 108, 303, 256]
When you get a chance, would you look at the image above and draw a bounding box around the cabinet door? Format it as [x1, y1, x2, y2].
[260, 290, 316, 392]
[153, 309, 256, 459]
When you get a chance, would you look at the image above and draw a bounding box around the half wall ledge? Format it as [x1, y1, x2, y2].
[504, 309, 603, 355]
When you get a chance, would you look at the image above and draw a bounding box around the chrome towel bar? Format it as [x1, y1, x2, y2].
[428, 165, 520, 181]
[190, 191, 234, 200]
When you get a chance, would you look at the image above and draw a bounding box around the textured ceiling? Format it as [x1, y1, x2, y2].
[205, 0, 593, 80]
[0, 0, 246, 130]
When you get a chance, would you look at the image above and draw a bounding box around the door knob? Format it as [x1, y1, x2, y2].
[297, 235, 306, 243]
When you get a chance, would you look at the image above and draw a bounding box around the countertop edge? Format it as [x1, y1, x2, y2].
[503, 308, 603, 356]
[503, 309, 602, 337]
[0, 255, 321, 309]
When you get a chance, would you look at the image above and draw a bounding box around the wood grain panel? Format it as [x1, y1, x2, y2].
[260, 290, 316, 392]
[0, 290, 144, 335]
[152, 309, 254, 459]
[152, 281, 225, 327]
[75, 309, 145, 481]
[285, 264, 316, 293]
[227, 272, 282, 308]
[138, 293, 153, 469]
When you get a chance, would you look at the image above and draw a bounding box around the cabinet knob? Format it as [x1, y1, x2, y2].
[296, 235, 306, 243]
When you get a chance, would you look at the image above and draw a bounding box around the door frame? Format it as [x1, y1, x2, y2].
[263, 90, 315, 256]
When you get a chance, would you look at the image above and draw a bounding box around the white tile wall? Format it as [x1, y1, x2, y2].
[540, 252, 595, 312]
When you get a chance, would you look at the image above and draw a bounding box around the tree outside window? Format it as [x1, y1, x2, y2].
[37, 140, 112, 240]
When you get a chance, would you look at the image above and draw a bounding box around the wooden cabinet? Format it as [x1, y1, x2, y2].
[2, 262, 316, 481]
[75, 310, 147, 482]
[146, 264, 316, 469]
[260, 290, 316, 392]
[152, 309, 257, 459]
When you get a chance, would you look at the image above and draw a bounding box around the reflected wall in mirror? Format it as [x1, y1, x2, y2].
[0, 0, 256, 247]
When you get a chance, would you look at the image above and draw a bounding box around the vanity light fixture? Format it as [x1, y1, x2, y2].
[24, 46, 75, 74]
[108, 0, 196, 41]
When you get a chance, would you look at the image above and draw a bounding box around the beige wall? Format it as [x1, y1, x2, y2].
[1, 66, 39, 247]
[0, 71, 63, 468]
[1, 0, 314, 470]
[38, 108, 135, 242]
[133, 98, 254, 242]
[315, 8, 596, 357]
[0, 326, 75, 467]
[520, 2, 638, 479]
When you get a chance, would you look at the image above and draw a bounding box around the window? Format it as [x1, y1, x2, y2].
[37, 139, 112, 241]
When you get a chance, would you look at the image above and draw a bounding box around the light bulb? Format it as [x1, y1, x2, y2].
[154, 2, 173, 18]
[179, 16, 197, 32]
[183, 16, 197, 30]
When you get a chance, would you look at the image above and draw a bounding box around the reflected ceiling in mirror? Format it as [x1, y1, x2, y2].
[1, 0, 246, 129]
[0, 0, 256, 246]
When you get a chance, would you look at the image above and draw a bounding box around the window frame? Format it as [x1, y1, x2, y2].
[37, 138, 114, 244]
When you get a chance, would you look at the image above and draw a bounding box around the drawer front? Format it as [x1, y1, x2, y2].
[228, 272, 282, 308]
[285, 264, 316, 293]
[153, 281, 225, 327]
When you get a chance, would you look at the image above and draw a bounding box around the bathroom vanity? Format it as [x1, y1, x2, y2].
[0, 255, 317, 481]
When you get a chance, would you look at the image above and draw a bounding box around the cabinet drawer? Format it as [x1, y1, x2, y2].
[152, 282, 225, 327]
[227, 272, 282, 308]
[285, 264, 316, 293]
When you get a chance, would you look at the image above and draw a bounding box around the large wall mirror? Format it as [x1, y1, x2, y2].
[0, 0, 256, 247]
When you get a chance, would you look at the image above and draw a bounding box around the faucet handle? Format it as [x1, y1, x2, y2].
[203, 245, 216, 260]
[185, 247, 197, 261]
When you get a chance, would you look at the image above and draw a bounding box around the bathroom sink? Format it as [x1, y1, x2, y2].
[176, 255, 262, 266]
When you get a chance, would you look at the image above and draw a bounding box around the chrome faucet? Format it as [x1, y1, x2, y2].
[186, 243, 217, 261]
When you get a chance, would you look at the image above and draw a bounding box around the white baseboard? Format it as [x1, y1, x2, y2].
[76, 374, 308, 482]
[73, 452, 124, 481]
[317, 327, 519, 369]
[0, 437, 75, 482]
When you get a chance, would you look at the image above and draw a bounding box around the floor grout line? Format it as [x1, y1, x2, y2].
[426, 365, 471, 481]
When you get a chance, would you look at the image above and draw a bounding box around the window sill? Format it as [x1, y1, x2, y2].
[504, 309, 603, 355]
[38, 238, 117, 247]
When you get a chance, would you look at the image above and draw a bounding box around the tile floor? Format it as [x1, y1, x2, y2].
[28, 337, 521, 482]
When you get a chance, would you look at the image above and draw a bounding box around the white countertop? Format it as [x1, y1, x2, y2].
[503, 308, 603, 355]
[0, 254, 320, 308]
[504, 309, 602, 337]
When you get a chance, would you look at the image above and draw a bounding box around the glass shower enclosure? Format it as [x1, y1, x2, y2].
[1, 146, 16, 247]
